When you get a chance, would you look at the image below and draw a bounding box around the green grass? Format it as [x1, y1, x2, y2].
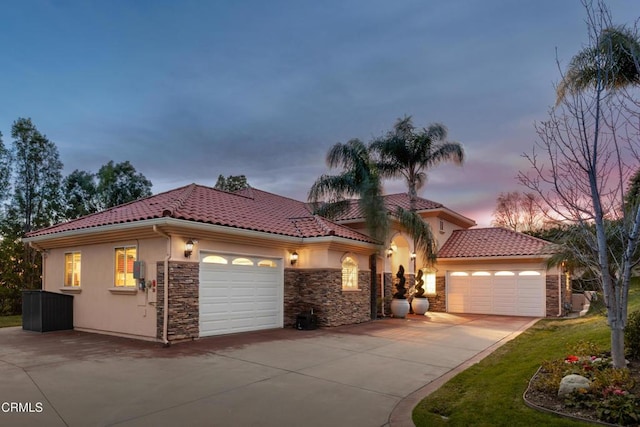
[0, 315, 22, 328]
[413, 279, 640, 427]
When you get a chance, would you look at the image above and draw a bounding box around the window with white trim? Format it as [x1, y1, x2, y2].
[64, 252, 81, 287]
[423, 268, 436, 294]
[341, 256, 358, 290]
[114, 246, 137, 287]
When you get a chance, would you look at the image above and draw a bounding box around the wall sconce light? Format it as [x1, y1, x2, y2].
[410, 252, 417, 264]
[184, 239, 194, 258]
[290, 251, 299, 266]
[386, 247, 393, 258]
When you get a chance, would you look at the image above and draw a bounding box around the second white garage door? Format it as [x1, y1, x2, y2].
[447, 270, 545, 317]
[199, 253, 283, 337]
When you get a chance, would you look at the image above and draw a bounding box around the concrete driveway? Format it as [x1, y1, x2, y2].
[0, 313, 536, 427]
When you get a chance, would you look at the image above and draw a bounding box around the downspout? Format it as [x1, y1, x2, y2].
[558, 265, 562, 317]
[153, 225, 171, 346]
[28, 242, 46, 290]
[381, 271, 385, 317]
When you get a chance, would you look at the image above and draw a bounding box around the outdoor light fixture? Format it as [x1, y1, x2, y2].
[410, 252, 416, 260]
[290, 251, 299, 266]
[386, 247, 393, 258]
[184, 239, 194, 258]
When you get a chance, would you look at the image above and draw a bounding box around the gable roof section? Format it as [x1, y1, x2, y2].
[438, 227, 552, 258]
[332, 193, 443, 221]
[25, 184, 376, 243]
[331, 193, 475, 228]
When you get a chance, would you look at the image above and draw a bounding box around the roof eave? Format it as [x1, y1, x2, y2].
[437, 254, 553, 262]
[23, 217, 378, 248]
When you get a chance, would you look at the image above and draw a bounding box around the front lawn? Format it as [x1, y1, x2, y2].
[413, 279, 640, 426]
[0, 315, 22, 328]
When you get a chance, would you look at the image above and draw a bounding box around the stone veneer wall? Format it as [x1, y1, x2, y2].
[156, 261, 199, 341]
[383, 272, 393, 315]
[546, 274, 562, 317]
[425, 276, 446, 312]
[284, 268, 371, 327]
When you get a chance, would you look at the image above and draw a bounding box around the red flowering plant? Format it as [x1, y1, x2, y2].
[565, 355, 580, 363]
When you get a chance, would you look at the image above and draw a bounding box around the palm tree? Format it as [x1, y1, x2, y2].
[308, 138, 389, 245]
[556, 26, 640, 104]
[370, 116, 464, 264]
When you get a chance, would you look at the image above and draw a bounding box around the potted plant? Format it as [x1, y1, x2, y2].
[390, 265, 410, 318]
[411, 269, 429, 315]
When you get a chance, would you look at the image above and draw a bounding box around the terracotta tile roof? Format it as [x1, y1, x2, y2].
[333, 193, 443, 221]
[25, 184, 376, 243]
[438, 227, 552, 258]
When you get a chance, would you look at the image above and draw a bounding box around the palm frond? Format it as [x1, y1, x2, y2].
[394, 207, 437, 266]
[423, 142, 465, 169]
[312, 199, 352, 220]
[556, 25, 640, 104]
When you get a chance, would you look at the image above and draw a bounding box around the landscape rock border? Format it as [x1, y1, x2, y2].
[523, 366, 619, 427]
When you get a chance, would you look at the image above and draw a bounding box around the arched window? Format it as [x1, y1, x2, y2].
[202, 255, 228, 264]
[495, 271, 515, 276]
[232, 257, 253, 266]
[258, 259, 277, 268]
[519, 271, 541, 276]
[342, 256, 358, 290]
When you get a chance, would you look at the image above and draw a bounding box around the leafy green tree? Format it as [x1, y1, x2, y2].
[1, 118, 64, 289]
[63, 169, 98, 219]
[96, 161, 152, 209]
[0, 131, 11, 206]
[370, 116, 464, 264]
[625, 168, 640, 210]
[10, 118, 63, 233]
[214, 174, 250, 192]
[308, 139, 388, 245]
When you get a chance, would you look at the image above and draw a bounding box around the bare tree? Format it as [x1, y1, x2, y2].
[492, 191, 547, 233]
[519, 1, 640, 368]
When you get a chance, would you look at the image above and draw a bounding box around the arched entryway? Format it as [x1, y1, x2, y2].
[381, 233, 414, 315]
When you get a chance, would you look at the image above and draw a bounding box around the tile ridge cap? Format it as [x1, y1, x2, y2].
[162, 183, 197, 217]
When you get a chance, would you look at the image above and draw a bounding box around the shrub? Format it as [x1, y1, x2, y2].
[568, 340, 602, 357]
[625, 310, 640, 359]
[564, 388, 595, 410]
[596, 393, 640, 426]
[591, 368, 635, 395]
[532, 360, 566, 394]
[0, 287, 21, 316]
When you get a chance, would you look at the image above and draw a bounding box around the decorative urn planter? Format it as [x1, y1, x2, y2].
[391, 299, 410, 318]
[411, 297, 429, 315]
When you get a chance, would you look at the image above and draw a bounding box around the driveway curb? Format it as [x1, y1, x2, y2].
[387, 317, 540, 427]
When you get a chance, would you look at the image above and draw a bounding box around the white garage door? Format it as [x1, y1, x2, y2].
[447, 270, 545, 316]
[199, 253, 283, 337]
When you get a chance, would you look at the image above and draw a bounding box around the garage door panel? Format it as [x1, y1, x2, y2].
[199, 254, 282, 337]
[471, 297, 492, 312]
[447, 271, 545, 317]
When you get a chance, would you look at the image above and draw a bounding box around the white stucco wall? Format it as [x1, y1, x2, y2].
[44, 237, 167, 340]
[42, 232, 374, 340]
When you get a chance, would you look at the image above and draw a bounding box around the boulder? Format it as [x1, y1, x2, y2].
[558, 374, 591, 397]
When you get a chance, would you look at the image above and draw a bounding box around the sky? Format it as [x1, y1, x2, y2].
[1, 1, 639, 227]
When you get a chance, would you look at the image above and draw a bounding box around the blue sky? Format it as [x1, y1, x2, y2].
[1, 1, 638, 226]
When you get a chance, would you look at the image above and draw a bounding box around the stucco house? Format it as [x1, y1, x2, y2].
[23, 183, 568, 343]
